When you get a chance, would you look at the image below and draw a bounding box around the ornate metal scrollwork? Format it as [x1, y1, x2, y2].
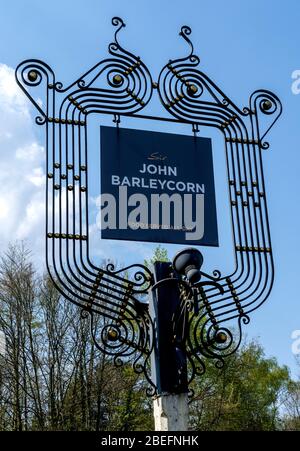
[16, 17, 281, 397]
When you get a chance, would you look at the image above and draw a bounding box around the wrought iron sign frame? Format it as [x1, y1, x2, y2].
[16, 17, 282, 397]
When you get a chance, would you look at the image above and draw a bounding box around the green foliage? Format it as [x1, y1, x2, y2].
[144, 245, 169, 268]
[102, 365, 153, 431]
[189, 341, 290, 431]
[0, 243, 299, 431]
[281, 369, 300, 431]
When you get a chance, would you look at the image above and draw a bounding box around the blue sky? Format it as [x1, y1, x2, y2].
[0, 0, 299, 377]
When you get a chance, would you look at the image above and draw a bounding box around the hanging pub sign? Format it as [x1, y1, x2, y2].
[16, 15, 282, 399]
[100, 126, 218, 246]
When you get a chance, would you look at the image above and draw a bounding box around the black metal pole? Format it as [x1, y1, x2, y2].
[149, 261, 189, 430]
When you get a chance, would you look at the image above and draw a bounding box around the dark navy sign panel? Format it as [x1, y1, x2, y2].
[100, 126, 218, 246]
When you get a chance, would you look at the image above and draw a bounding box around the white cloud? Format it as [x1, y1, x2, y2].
[26, 167, 45, 187]
[0, 63, 155, 271]
[0, 64, 29, 112]
[0, 63, 45, 264]
[16, 142, 44, 161]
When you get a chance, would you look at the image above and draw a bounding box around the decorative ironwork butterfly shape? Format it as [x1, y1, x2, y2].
[16, 17, 282, 397]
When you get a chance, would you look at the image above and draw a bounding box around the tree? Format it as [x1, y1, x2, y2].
[189, 341, 290, 431]
[282, 357, 300, 430]
[144, 245, 169, 268]
[0, 243, 297, 431]
[0, 243, 153, 431]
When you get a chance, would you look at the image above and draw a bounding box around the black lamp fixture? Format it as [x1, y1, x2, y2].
[173, 247, 204, 285]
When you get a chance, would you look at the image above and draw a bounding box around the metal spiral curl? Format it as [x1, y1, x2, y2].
[106, 262, 153, 292]
[15, 17, 281, 398]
